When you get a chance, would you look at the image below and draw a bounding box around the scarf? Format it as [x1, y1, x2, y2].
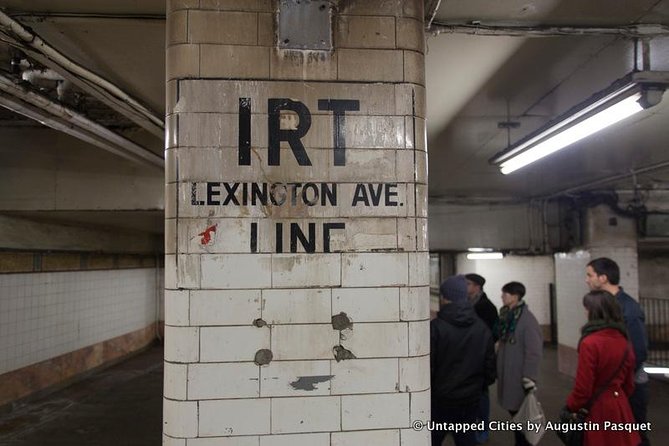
[498, 300, 525, 343]
[578, 319, 628, 349]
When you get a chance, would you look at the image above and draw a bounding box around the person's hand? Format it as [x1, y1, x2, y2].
[522, 377, 536, 393]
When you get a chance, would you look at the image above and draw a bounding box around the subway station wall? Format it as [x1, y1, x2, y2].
[455, 254, 554, 337]
[639, 254, 669, 299]
[0, 267, 162, 405]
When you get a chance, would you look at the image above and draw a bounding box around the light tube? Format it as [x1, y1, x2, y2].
[467, 252, 504, 260]
[499, 93, 643, 174]
[644, 367, 669, 374]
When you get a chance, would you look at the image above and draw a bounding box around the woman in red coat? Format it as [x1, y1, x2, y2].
[566, 290, 640, 446]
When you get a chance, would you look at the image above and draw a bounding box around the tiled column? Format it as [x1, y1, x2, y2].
[164, 1, 429, 445]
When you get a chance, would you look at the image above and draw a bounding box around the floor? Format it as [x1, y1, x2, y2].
[1, 344, 668, 446]
[0, 345, 163, 446]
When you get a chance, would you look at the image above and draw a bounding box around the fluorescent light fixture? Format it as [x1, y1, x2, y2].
[490, 71, 668, 175]
[467, 252, 504, 260]
[644, 366, 669, 374]
[468, 247, 493, 252]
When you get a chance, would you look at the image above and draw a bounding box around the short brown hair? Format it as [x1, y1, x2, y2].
[582, 290, 623, 323]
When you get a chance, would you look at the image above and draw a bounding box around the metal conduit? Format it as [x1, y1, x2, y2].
[0, 10, 164, 137]
[0, 74, 164, 169]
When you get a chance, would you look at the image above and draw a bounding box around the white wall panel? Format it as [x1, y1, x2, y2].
[0, 268, 161, 374]
[455, 254, 554, 326]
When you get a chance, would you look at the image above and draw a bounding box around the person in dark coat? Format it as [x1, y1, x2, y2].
[465, 273, 499, 444]
[566, 290, 640, 446]
[585, 257, 650, 446]
[496, 281, 543, 446]
[465, 273, 499, 340]
[431, 275, 496, 446]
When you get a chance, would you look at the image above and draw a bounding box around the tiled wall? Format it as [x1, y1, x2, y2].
[0, 268, 162, 375]
[456, 254, 555, 326]
[553, 251, 590, 350]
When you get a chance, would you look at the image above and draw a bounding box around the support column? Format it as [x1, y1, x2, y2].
[164, 1, 429, 444]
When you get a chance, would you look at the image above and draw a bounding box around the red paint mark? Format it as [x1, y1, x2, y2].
[198, 224, 217, 245]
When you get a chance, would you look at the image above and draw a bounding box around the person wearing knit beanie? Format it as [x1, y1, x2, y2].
[439, 274, 468, 304]
[431, 275, 496, 446]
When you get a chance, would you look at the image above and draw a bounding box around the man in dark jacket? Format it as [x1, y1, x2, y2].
[586, 257, 650, 446]
[465, 273, 499, 444]
[431, 275, 496, 446]
[465, 273, 499, 340]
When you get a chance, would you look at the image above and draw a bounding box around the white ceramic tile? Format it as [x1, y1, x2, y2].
[200, 326, 270, 362]
[409, 389, 430, 423]
[177, 80, 396, 115]
[190, 289, 261, 326]
[165, 326, 199, 363]
[201, 254, 272, 289]
[164, 362, 188, 400]
[271, 325, 340, 360]
[400, 428, 430, 446]
[271, 396, 341, 434]
[179, 182, 408, 219]
[163, 398, 198, 437]
[165, 290, 190, 326]
[399, 287, 430, 321]
[341, 253, 408, 287]
[262, 289, 331, 324]
[339, 323, 408, 358]
[260, 360, 332, 397]
[188, 437, 259, 446]
[332, 429, 400, 446]
[259, 433, 330, 446]
[408, 252, 429, 287]
[272, 254, 341, 288]
[163, 435, 186, 446]
[188, 362, 260, 399]
[331, 358, 399, 394]
[408, 320, 429, 356]
[165, 255, 177, 289]
[399, 356, 430, 393]
[342, 393, 410, 430]
[332, 288, 399, 322]
[178, 254, 201, 288]
[200, 399, 271, 436]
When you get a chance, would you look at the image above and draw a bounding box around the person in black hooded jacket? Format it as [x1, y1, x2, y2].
[431, 275, 497, 446]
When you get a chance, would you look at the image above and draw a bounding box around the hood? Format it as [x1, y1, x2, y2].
[437, 301, 477, 327]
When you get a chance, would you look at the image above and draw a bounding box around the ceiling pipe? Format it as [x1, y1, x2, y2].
[11, 12, 166, 21]
[425, 0, 442, 30]
[0, 75, 164, 169]
[539, 160, 669, 200]
[429, 23, 669, 38]
[0, 10, 164, 138]
[20, 67, 73, 101]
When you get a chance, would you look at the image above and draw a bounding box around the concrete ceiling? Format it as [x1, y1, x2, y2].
[426, 0, 669, 199]
[0, 0, 668, 236]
